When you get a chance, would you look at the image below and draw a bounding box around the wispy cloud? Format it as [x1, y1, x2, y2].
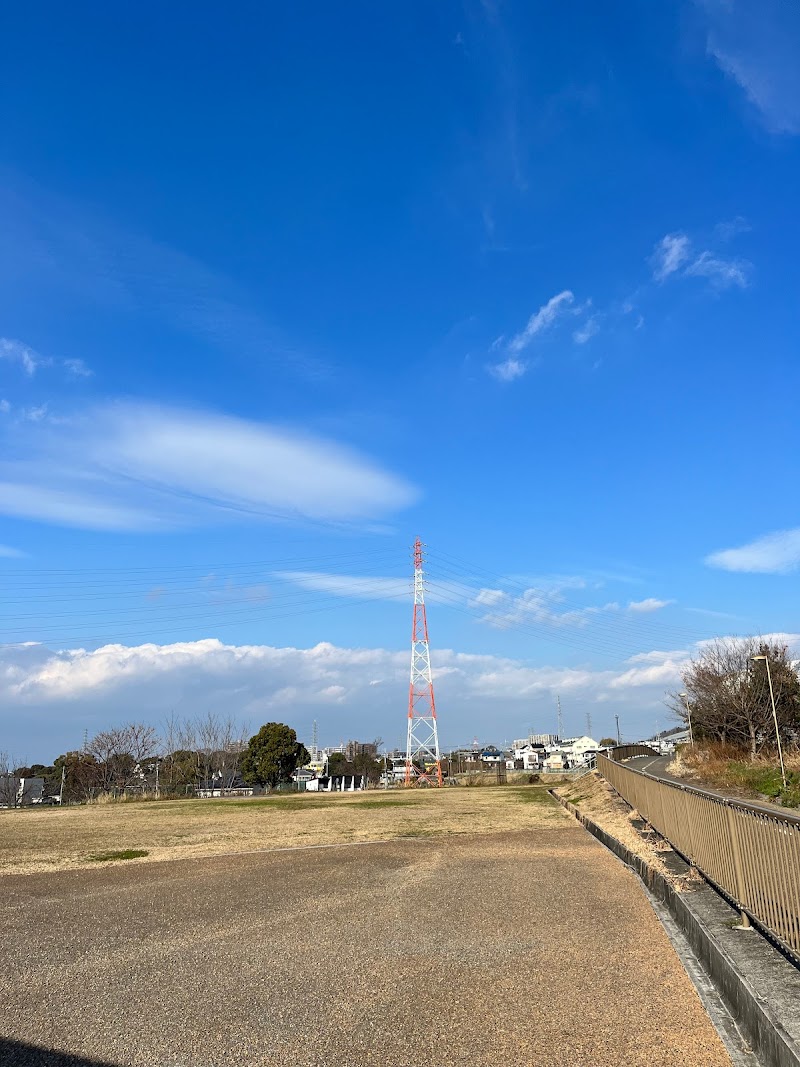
[706, 527, 800, 573]
[650, 231, 751, 289]
[685, 250, 750, 289]
[0, 184, 322, 380]
[487, 290, 574, 382]
[627, 597, 672, 613]
[275, 571, 411, 602]
[0, 338, 45, 376]
[0, 399, 10, 415]
[0, 401, 418, 532]
[651, 234, 692, 281]
[696, 0, 800, 135]
[469, 584, 671, 629]
[573, 315, 600, 345]
[0, 544, 25, 558]
[487, 356, 528, 382]
[63, 358, 92, 378]
[507, 291, 574, 354]
[0, 337, 92, 381]
[715, 216, 751, 241]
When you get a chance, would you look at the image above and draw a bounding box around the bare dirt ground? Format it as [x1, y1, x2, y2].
[0, 784, 564, 876]
[1, 822, 731, 1067]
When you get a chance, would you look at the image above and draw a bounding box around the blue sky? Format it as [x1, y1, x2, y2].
[2, 0, 800, 759]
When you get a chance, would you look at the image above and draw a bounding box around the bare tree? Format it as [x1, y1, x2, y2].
[669, 637, 800, 756]
[0, 751, 21, 807]
[85, 723, 160, 796]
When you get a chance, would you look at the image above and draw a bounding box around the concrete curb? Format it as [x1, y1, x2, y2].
[552, 791, 800, 1067]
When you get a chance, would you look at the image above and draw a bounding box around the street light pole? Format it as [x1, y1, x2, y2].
[679, 692, 694, 746]
[753, 655, 787, 789]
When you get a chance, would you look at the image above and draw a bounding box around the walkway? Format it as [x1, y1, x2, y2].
[2, 826, 731, 1066]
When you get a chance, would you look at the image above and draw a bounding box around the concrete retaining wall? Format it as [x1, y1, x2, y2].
[553, 792, 800, 1067]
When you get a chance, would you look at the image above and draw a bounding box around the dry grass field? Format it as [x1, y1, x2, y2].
[0, 784, 567, 876]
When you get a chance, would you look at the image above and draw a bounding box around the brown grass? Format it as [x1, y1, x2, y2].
[668, 742, 800, 807]
[554, 773, 679, 883]
[0, 784, 567, 877]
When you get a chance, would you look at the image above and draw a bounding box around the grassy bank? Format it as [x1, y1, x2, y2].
[669, 743, 800, 807]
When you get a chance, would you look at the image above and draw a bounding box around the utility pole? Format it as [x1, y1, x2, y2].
[615, 714, 621, 746]
[312, 719, 319, 761]
[58, 762, 66, 806]
[585, 711, 592, 738]
[556, 695, 564, 740]
[405, 538, 442, 786]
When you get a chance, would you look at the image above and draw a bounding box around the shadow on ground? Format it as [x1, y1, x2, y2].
[0, 1038, 118, 1066]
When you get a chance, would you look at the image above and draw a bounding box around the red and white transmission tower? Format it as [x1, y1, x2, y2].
[405, 538, 442, 786]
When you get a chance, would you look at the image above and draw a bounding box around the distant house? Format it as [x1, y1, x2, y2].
[0, 776, 44, 808]
[305, 775, 366, 792]
[480, 746, 503, 765]
[291, 767, 317, 785]
[511, 743, 547, 771]
[559, 736, 600, 767]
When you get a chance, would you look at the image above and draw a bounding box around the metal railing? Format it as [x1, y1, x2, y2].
[596, 753, 800, 963]
[608, 743, 659, 760]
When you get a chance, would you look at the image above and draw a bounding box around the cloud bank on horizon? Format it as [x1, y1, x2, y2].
[0, 635, 711, 759]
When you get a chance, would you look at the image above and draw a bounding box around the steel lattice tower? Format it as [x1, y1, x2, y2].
[405, 539, 442, 786]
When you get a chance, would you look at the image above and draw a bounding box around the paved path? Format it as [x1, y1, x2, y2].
[626, 753, 788, 814]
[1, 827, 731, 1067]
[627, 753, 687, 784]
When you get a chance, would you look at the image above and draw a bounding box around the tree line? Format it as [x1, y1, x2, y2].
[4, 715, 313, 802]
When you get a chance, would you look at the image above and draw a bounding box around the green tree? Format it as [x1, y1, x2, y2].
[241, 723, 310, 788]
[599, 737, 617, 748]
[327, 752, 348, 776]
[352, 750, 382, 784]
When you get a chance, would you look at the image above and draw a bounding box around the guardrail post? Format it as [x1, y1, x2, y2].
[724, 803, 751, 928]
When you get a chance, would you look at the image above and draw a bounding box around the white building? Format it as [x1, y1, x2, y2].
[557, 736, 600, 767]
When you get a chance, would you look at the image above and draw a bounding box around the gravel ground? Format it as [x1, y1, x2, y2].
[1, 827, 731, 1066]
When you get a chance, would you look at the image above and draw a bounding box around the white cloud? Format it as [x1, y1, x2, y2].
[487, 290, 575, 383]
[275, 570, 474, 607]
[0, 482, 155, 531]
[706, 527, 800, 573]
[472, 588, 507, 607]
[63, 358, 92, 377]
[507, 291, 574, 354]
[651, 234, 692, 281]
[685, 250, 750, 289]
[275, 571, 412, 601]
[573, 315, 600, 344]
[0, 544, 25, 558]
[627, 598, 672, 613]
[715, 216, 751, 241]
[0, 399, 10, 414]
[0, 401, 418, 531]
[0, 337, 44, 376]
[487, 356, 527, 382]
[696, 0, 800, 134]
[471, 584, 617, 630]
[651, 231, 751, 290]
[23, 404, 49, 423]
